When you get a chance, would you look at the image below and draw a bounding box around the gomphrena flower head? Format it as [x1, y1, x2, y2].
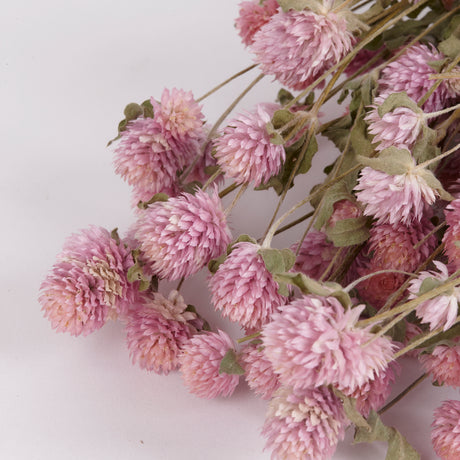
[327, 198, 363, 228]
[114, 88, 205, 199]
[291, 231, 338, 281]
[420, 340, 460, 388]
[365, 95, 425, 152]
[443, 198, 460, 271]
[262, 386, 347, 460]
[235, 0, 279, 47]
[179, 330, 240, 399]
[432, 400, 460, 460]
[240, 341, 280, 400]
[210, 242, 286, 330]
[125, 290, 197, 374]
[214, 103, 285, 187]
[262, 295, 395, 392]
[355, 166, 438, 225]
[250, 7, 354, 91]
[134, 187, 231, 281]
[39, 226, 136, 336]
[378, 43, 455, 112]
[408, 261, 460, 332]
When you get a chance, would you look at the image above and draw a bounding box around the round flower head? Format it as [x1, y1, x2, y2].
[327, 198, 363, 228]
[134, 187, 231, 280]
[262, 386, 347, 460]
[39, 226, 136, 336]
[125, 291, 197, 374]
[443, 198, 460, 271]
[420, 341, 460, 388]
[355, 166, 438, 225]
[240, 341, 280, 400]
[262, 295, 395, 392]
[378, 43, 455, 112]
[214, 103, 285, 187]
[432, 400, 460, 460]
[179, 330, 240, 399]
[365, 95, 425, 152]
[291, 231, 338, 281]
[408, 261, 460, 331]
[235, 0, 279, 47]
[251, 7, 354, 90]
[210, 242, 286, 330]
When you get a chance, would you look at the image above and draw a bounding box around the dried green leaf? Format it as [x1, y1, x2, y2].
[277, 0, 310, 12]
[333, 389, 370, 430]
[141, 99, 154, 118]
[219, 349, 245, 375]
[357, 147, 414, 176]
[137, 192, 170, 209]
[326, 217, 370, 247]
[111, 228, 121, 245]
[419, 169, 454, 201]
[277, 88, 295, 106]
[377, 92, 422, 118]
[413, 323, 460, 350]
[259, 248, 293, 274]
[208, 253, 227, 274]
[280, 248, 296, 272]
[439, 23, 460, 59]
[351, 109, 375, 158]
[417, 277, 443, 296]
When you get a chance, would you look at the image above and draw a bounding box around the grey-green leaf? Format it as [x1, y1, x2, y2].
[219, 349, 245, 375]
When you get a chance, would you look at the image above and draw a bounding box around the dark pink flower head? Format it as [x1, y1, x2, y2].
[328, 198, 363, 228]
[214, 103, 285, 187]
[251, 8, 353, 91]
[235, 0, 279, 47]
[443, 198, 460, 271]
[432, 400, 460, 460]
[365, 94, 425, 152]
[355, 166, 438, 225]
[408, 261, 460, 331]
[179, 330, 240, 399]
[262, 386, 347, 460]
[291, 231, 338, 281]
[125, 290, 197, 374]
[344, 47, 385, 77]
[240, 341, 280, 400]
[420, 340, 460, 388]
[262, 295, 395, 392]
[210, 242, 286, 330]
[379, 43, 455, 112]
[39, 226, 136, 336]
[134, 187, 231, 280]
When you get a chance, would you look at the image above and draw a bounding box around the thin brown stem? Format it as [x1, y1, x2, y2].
[225, 183, 248, 216]
[219, 182, 240, 199]
[273, 211, 314, 237]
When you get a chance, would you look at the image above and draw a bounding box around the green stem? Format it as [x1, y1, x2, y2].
[273, 211, 314, 237]
[202, 168, 222, 191]
[416, 141, 460, 170]
[219, 182, 240, 199]
[237, 331, 261, 344]
[224, 183, 248, 216]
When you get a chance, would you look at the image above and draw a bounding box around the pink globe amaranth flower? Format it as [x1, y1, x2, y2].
[344, 361, 399, 417]
[327, 198, 363, 228]
[408, 261, 460, 331]
[355, 166, 438, 225]
[240, 342, 280, 400]
[262, 386, 347, 460]
[210, 242, 286, 330]
[125, 291, 197, 375]
[235, 0, 279, 47]
[432, 400, 460, 460]
[443, 198, 460, 271]
[291, 231, 338, 281]
[39, 226, 136, 336]
[214, 103, 285, 187]
[420, 341, 460, 388]
[179, 330, 240, 399]
[114, 88, 205, 198]
[251, 8, 353, 91]
[379, 43, 455, 112]
[365, 95, 425, 152]
[134, 187, 231, 281]
[262, 295, 395, 392]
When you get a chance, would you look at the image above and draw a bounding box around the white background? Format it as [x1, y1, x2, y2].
[1, 1, 458, 459]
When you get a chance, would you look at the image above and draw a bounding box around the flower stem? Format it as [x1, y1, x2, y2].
[273, 211, 314, 237]
[416, 141, 460, 170]
[219, 182, 240, 199]
[225, 183, 248, 216]
[202, 168, 222, 191]
[425, 103, 460, 120]
[237, 331, 261, 344]
[345, 269, 416, 293]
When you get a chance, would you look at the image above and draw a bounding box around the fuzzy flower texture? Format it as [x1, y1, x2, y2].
[432, 400, 460, 460]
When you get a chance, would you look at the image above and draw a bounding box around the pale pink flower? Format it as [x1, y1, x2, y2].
[408, 261, 460, 331]
[134, 187, 231, 280]
[379, 43, 455, 112]
[420, 341, 460, 388]
[240, 341, 280, 400]
[262, 295, 395, 392]
[235, 0, 279, 47]
[39, 226, 136, 336]
[251, 8, 353, 91]
[125, 291, 197, 374]
[179, 330, 240, 399]
[262, 386, 347, 460]
[210, 242, 285, 329]
[432, 400, 460, 460]
[365, 95, 424, 151]
[214, 103, 285, 187]
[355, 166, 438, 225]
[292, 231, 338, 281]
[443, 198, 460, 271]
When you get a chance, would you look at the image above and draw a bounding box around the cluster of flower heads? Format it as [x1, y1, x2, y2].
[40, 0, 460, 459]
